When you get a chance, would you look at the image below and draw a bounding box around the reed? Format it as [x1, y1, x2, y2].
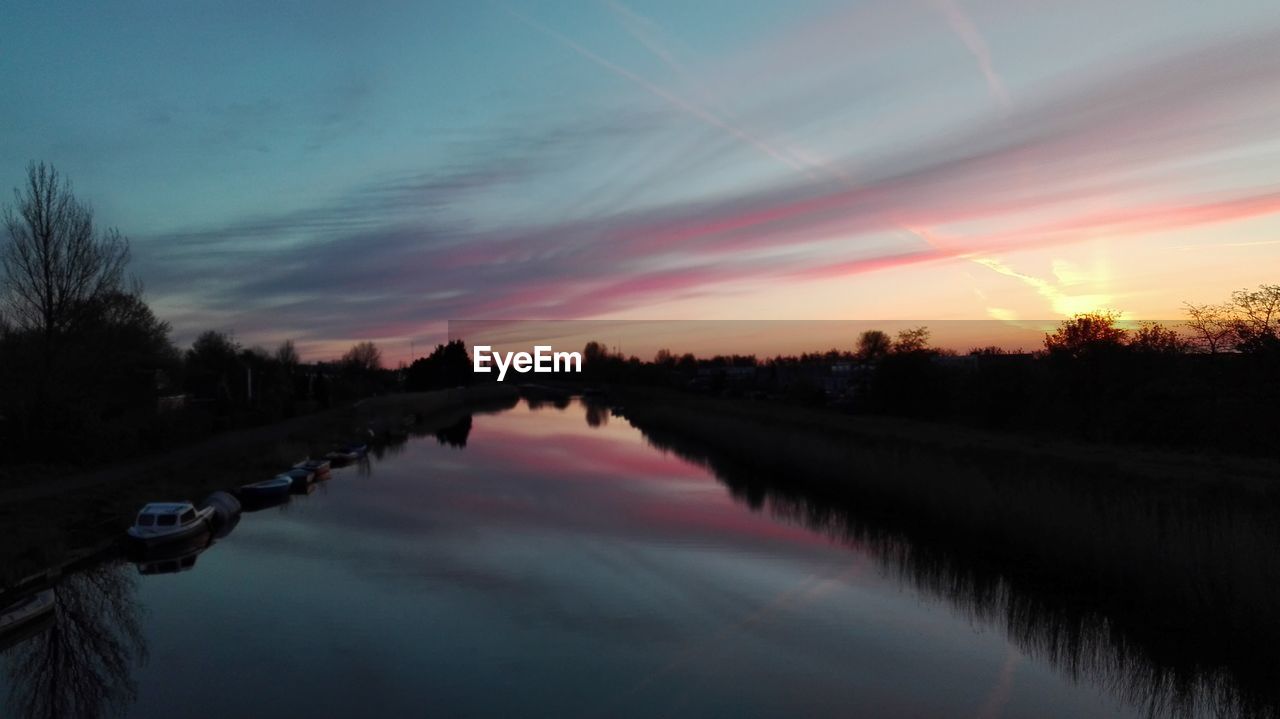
[618, 391, 1280, 718]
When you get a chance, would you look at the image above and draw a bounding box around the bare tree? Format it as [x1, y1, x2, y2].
[342, 340, 382, 373]
[1182, 302, 1236, 354]
[1229, 284, 1280, 350]
[1231, 284, 1280, 332]
[1, 162, 129, 361]
[275, 339, 300, 368]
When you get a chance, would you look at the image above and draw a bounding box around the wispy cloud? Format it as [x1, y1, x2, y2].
[502, 4, 823, 179]
[130, 9, 1280, 358]
[930, 0, 1010, 110]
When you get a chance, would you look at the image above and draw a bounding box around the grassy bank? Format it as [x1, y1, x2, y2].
[0, 385, 518, 587]
[615, 389, 1280, 718]
[613, 387, 1280, 485]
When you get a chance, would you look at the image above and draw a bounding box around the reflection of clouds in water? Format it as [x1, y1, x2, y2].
[3, 562, 147, 719]
[633, 416, 1280, 719]
[216, 401, 853, 650]
[976, 646, 1021, 719]
[602, 559, 861, 714]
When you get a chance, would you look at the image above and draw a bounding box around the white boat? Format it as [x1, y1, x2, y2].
[0, 589, 55, 634]
[126, 502, 214, 546]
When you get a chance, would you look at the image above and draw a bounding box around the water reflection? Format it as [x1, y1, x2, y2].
[584, 401, 610, 428]
[241, 493, 291, 513]
[3, 398, 1272, 718]
[369, 433, 409, 461]
[433, 415, 472, 448]
[133, 541, 208, 576]
[3, 563, 146, 719]
[628, 413, 1280, 719]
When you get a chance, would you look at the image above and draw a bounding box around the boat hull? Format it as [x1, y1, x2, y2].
[239, 478, 293, 500]
[126, 517, 212, 548]
[294, 459, 331, 475]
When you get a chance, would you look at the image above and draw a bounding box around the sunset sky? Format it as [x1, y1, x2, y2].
[3, 0, 1278, 362]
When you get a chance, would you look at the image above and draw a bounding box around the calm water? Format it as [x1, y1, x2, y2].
[2, 399, 1167, 717]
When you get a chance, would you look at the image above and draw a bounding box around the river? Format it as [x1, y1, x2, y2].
[0, 397, 1262, 718]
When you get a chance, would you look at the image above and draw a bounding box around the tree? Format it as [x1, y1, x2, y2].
[342, 341, 382, 373]
[187, 330, 241, 366]
[80, 289, 179, 394]
[1182, 302, 1236, 354]
[1231, 284, 1280, 334]
[583, 341, 610, 367]
[968, 345, 1007, 356]
[1044, 311, 1128, 358]
[2, 162, 130, 362]
[893, 326, 931, 354]
[275, 339, 300, 368]
[1229, 284, 1280, 353]
[1127, 322, 1188, 354]
[855, 330, 891, 362]
[406, 340, 472, 391]
[184, 330, 243, 405]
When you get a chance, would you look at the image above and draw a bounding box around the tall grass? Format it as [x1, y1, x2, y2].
[619, 393, 1280, 719]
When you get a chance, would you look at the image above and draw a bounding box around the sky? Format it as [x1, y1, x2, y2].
[2, 0, 1279, 362]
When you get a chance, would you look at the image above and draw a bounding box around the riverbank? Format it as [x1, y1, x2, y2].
[611, 386, 1280, 486]
[0, 384, 518, 586]
[614, 387, 1280, 716]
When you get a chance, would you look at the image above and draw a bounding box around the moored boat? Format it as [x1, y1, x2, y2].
[323, 450, 354, 464]
[293, 458, 331, 475]
[285, 468, 315, 493]
[200, 491, 242, 526]
[126, 502, 214, 547]
[324, 444, 366, 464]
[212, 513, 241, 539]
[240, 493, 290, 512]
[239, 475, 293, 500]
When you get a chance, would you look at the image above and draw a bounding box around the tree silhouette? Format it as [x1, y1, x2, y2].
[406, 340, 472, 391]
[341, 341, 382, 373]
[184, 330, 242, 405]
[1230, 284, 1280, 353]
[855, 330, 891, 362]
[1127, 322, 1188, 354]
[274, 339, 300, 368]
[1183, 302, 1236, 354]
[892, 326, 931, 354]
[1, 162, 130, 364]
[1044, 311, 1127, 358]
